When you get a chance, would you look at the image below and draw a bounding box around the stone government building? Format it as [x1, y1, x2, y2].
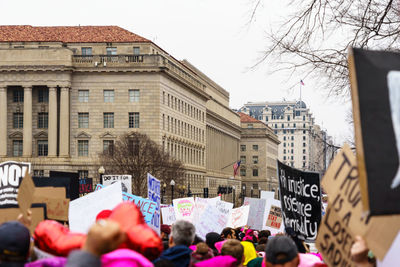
[0, 25, 244, 199]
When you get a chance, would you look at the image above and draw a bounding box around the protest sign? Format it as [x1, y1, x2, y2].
[277, 161, 321, 241]
[69, 181, 123, 233]
[0, 204, 45, 233]
[378, 232, 400, 267]
[244, 197, 267, 230]
[0, 161, 31, 206]
[260, 190, 275, 200]
[193, 196, 220, 222]
[227, 205, 250, 228]
[161, 206, 176, 225]
[262, 198, 284, 234]
[17, 172, 35, 218]
[34, 187, 69, 221]
[48, 171, 79, 200]
[215, 200, 233, 226]
[173, 197, 195, 222]
[103, 174, 132, 194]
[349, 48, 400, 215]
[147, 173, 161, 234]
[95, 184, 157, 224]
[79, 178, 93, 194]
[196, 205, 226, 240]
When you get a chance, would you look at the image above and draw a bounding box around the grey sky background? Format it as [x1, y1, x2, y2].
[0, 0, 352, 144]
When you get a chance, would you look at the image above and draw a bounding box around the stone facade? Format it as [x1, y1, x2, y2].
[0, 26, 241, 202]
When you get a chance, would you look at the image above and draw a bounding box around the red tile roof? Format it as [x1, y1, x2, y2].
[238, 112, 262, 123]
[0, 25, 150, 43]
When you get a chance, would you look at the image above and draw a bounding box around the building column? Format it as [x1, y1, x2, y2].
[23, 86, 32, 157]
[0, 87, 7, 157]
[59, 87, 70, 157]
[48, 87, 57, 157]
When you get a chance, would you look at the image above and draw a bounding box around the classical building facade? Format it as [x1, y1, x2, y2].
[238, 113, 280, 199]
[239, 101, 332, 174]
[0, 25, 241, 199]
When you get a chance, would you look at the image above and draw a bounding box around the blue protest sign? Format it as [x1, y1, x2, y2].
[147, 173, 161, 234]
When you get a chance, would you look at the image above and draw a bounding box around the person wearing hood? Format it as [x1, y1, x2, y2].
[205, 232, 223, 256]
[154, 220, 195, 267]
[0, 221, 31, 267]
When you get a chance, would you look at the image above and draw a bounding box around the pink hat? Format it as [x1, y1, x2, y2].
[101, 248, 153, 267]
[298, 253, 324, 267]
[214, 240, 227, 254]
[194, 255, 237, 267]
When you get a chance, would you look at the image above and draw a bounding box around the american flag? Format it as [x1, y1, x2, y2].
[233, 160, 241, 177]
[300, 80, 305, 86]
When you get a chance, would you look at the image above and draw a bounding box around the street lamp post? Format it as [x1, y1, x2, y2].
[170, 179, 175, 202]
[161, 182, 166, 204]
[98, 166, 105, 184]
[251, 186, 254, 198]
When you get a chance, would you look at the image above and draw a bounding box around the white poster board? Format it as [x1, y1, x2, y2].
[378, 231, 400, 267]
[196, 205, 225, 240]
[260, 190, 275, 200]
[244, 197, 267, 230]
[69, 181, 123, 233]
[102, 175, 132, 194]
[262, 198, 285, 234]
[161, 206, 176, 225]
[227, 205, 250, 228]
[147, 173, 161, 234]
[193, 196, 220, 222]
[173, 197, 195, 222]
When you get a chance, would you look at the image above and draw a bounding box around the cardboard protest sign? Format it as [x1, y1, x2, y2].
[48, 171, 79, 200]
[95, 184, 157, 224]
[33, 196, 69, 221]
[17, 172, 35, 218]
[227, 205, 250, 228]
[193, 197, 220, 222]
[277, 161, 321, 241]
[262, 198, 284, 234]
[161, 206, 176, 225]
[173, 197, 195, 222]
[103, 175, 132, 194]
[260, 190, 275, 200]
[0, 205, 45, 233]
[244, 197, 267, 230]
[35, 187, 66, 198]
[349, 48, 400, 215]
[147, 173, 161, 234]
[69, 181, 123, 233]
[79, 178, 93, 194]
[316, 206, 356, 267]
[0, 161, 31, 206]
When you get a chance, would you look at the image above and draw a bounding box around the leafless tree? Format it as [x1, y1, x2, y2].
[99, 132, 185, 197]
[250, 0, 400, 98]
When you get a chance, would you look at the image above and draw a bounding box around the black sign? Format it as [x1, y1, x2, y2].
[350, 48, 400, 215]
[79, 178, 93, 194]
[277, 161, 321, 241]
[0, 161, 30, 206]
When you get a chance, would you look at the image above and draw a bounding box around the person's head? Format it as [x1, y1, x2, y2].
[256, 244, 266, 252]
[195, 242, 210, 256]
[161, 224, 171, 240]
[193, 234, 204, 245]
[240, 241, 257, 266]
[258, 230, 271, 239]
[258, 237, 268, 245]
[205, 232, 223, 252]
[0, 221, 30, 264]
[221, 239, 244, 266]
[221, 227, 236, 240]
[265, 236, 299, 267]
[169, 220, 195, 247]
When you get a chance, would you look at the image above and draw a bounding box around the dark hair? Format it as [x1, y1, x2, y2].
[258, 237, 268, 245]
[193, 234, 204, 245]
[258, 230, 271, 239]
[221, 227, 233, 238]
[256, 244, 266, 252]
[206, 232, 222, 255]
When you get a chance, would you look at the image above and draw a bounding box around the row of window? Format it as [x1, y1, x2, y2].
[81, 46, 141, 56]
[13, 112, 140, 129]
[264, 115, 307, 121]
[283, 155, 307, 161]
[283, 136, 307, 141]
[162, 92, 204, 122]
[163, 115, 204, 142]
[272, 123, 308, 129]
[240, 144, 258, 152]
[283, 149, 307, 154]
[239, 155, 258, 164]
[78, 89, 140, 103]
[240, 168, 258, 177]
[13, 88, 49, 103]
[163, 139, 205, 166]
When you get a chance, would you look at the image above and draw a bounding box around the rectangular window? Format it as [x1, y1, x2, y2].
[13, 140, 23, 157]
[253, 169, 259, 177]
[106, 47, 117, 55]
[129, 89, 140, 102]
[291, 143, 294, 147]
[283, 149, 286, 154]
[13, 113, 23, 128]
[281, 123, 284, 128]
[78, 90, 89, 102]
[38, 88, 49, 103]
[78, 170, 89, 179]
[240, 156, 246, 164]
[291, 136, 294, 140]
[284, 143, 286, 147]
[303, 162, 306, 167]
[283, 136, 286, 141]
[253, 145, 258, 151]
[78, 140, 89, 156]
[252, 156, 258, 164]
[283, 130, 286, 134]
[104, 90, 114, 102]
[13, 89, 24, 102]
[303, 142, 306, 147]
[240, 145, 246, 152]
[38, 113, 48, 129]
[293, 123, 296, 128]
[82, 47, 92, 56]
[291, 149, 294, 153]
[103, 113, 114, 128]
[303, 130, 306, 134]
[265, 116, 268, 121]
[37, 140, 48, 156]
[283, 156, 286, 161]
[240, 168, 246, 177]
[291, 129, 294, 134]
[78, 113, 89, 128]
[303, 115, 306, 121]
[303, 155, 306, 160]
[303, 149, 306, 154]
[129, 112, 140, 128]
[103, 140, 114, 155]
[133, 47, 140, 55]
[287, 115, 290, 121]
[247, 124, 253, 129]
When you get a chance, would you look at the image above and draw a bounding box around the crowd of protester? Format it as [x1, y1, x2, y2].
[0, 204, 376, 267]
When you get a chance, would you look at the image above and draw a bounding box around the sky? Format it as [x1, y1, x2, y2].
[0, 0, 352, 144]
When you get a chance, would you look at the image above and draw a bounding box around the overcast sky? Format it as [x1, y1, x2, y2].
[0, 0, 352, 144]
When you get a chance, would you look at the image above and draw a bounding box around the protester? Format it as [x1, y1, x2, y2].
[154, 220, 195, 267]
[0, 221, 31, 266]
[189, 242, 214, 266]
[258, 230, 271, 240]
[285, 227, 307, 254]
[161, 224, 171, 250]
[205, 232, 223, 256]
[241, 241, 257, 266]
[221, 239, 244, 266]
[350, 236, 375, 267]
[221, 227, 236, 240]
[264, 236, 299, 267]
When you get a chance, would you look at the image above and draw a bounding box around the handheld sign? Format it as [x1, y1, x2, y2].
[0, 161, 31, 206]
[17, 172, 35, 219]
[227, 205, 250, 228]
[173, 197, 195, 222]
[147, 173, 161, 234]
[102, 175, 132, 194]
[262, 198, 284, 235]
